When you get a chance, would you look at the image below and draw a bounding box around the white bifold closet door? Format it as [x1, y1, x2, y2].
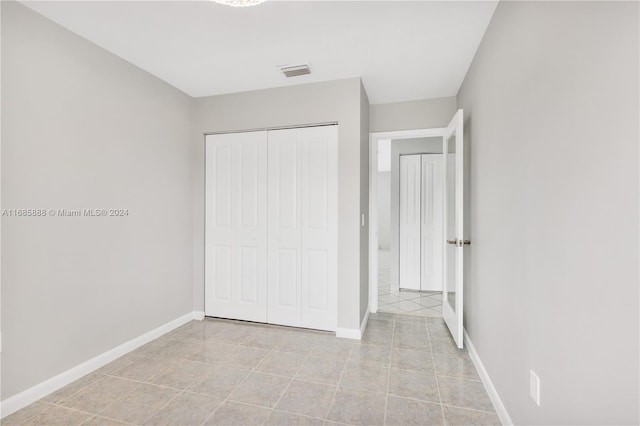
[268, 126, 338, 330]
[399, 154, 443, 292]
[205, 125, 337, 331]
[205, 131, 268, 322]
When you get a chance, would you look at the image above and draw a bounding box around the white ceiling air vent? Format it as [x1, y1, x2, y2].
[279, 64, 311, 78]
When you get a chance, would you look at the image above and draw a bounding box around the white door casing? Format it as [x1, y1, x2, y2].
[420, 154, 443, 292]
[399, 154, 421, 291]
[205, 131, 268, 322]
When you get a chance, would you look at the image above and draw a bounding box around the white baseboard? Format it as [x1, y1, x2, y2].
[1, 311, 197, 418]
[464, 329, 513, 426]
[336, 308, 370, 340]
[193, 311, 205, 321]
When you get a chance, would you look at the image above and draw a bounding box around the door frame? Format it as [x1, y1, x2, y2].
[369, 128, 446, 313]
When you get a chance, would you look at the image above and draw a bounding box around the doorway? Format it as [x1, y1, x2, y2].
[369, 109, 466, 347]
[374, 135, 444, 317]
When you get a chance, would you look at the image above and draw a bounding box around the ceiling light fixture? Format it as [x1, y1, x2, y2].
[212, 0, 267, 7]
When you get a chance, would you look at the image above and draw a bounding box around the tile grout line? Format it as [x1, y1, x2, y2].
[382, 315, 395, 426]
[427, 318, 448, 426]
[263, 342, 315, 424]
[324, 340, 356, 423]
[198, 329, 293, 426]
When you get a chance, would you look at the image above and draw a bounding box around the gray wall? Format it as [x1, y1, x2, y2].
[389, 138, 442, 288]
[1, 2, 194, 399]
[456, 1, 639, 424]
[370, 97, 456, 133]
[193, 78, 368, 330]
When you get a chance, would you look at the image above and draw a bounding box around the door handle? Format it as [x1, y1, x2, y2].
[447, 239, 471, 247]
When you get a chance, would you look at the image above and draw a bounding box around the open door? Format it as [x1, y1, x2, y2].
[442, 109, 466, 348]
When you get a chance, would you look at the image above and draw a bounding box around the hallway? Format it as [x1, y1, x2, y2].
[378, 250, 443, 317]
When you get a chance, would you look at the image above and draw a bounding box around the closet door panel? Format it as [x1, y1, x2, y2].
[268, 128, 303, 327]
[399, 155, 422, 291]
[420, 154, 443, 292]
[205, 132, 267, 322]
[301, 126, 338, 331]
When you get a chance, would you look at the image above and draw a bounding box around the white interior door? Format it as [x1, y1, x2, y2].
[267, 128, 303, 327]
[205, 131, 268, 322]
[420, 154, 443, 291]
[443, 109, 465, 348]
[399, 154, 421, 290]
[300, 126, 338, 330]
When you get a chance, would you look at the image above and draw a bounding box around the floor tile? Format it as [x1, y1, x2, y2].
[392, 332, 430, 352]
[432, 353, 480, 380]
[208, 326, 255, 344]
[408, 308, 441, 318]
[241, 330, 287, 350]
[98, 383, 178, 424]
[95, 351, 148, 375]
[368, 312, 396, 321]
[348, 344, 391, 367]
[442, 405, 501, 426]
[147, 359, 203, 389]
[60, 376, 139, 414]
[326, 388, 385, 426]
[42, 373, 105, 404]
[8, 309, 496, 426]
[2, 402, 51, 426]
[275, 379, 336, 419]
[21, 403, 93, 426]
[437, 377, 495, 412]
[144, 391, 223, 425]
[204, 401, 272, 426]
[256, 351, 308, 377]
[187, 365, 249, 398]
[188, 320, 233, 341]
[228, 372, 291, 408]
[296, 357, 345, 385]
[394, 314, 426, 324]
[275, 334, 318, 355]
[189, 341, 237, 364]
[366, 318, 394, 332]
[388, 368, 439, 403]
[385, 396, 444, 426]
[218, 345, 269, 369]
[158, 338, 205, 360]
[430, 338, 464, 356]
[265, 410, 324, 426]
[82, 415, 130, 425]
[310, 338, 354, 361]
[390, 348, 434, 373]
[394, 320, 427, 334]
[428, 322, 453, 339]
[360, 330, 393, 347]
[339, 362, 388, 394]
[396, 291, 422, 301]
[110, 356, 168, 382]
[379, 294, 403, 304]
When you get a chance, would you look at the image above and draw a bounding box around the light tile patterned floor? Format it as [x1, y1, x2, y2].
[4, 316, 499, 426]
[378, 249, 443, 317]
